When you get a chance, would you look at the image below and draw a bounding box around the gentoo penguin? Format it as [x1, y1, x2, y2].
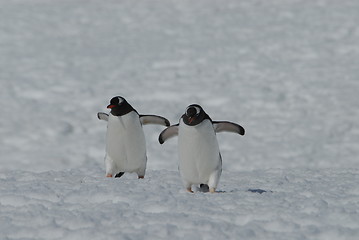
[159, 104, 245, 193]
[98, 96, 170, 179]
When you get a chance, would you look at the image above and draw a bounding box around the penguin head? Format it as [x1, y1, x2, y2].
[107, 96, 135, 116]
[182, 104, 211, 126]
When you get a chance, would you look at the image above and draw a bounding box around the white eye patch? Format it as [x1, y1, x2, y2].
[117, 97, 124, 104]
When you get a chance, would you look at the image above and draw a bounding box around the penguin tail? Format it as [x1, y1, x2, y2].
[115, 172, 125, 178]
[199, 184, 210, 192]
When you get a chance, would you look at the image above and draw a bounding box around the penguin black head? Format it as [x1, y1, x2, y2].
[182, 104, 211, 126]
[107, 96, 135, 116]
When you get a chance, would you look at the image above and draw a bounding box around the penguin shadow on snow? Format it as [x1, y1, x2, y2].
[225, 188, 272, 194]
[195, 184, 271, 194]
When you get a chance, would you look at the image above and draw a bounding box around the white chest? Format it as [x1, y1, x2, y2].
[106, 112, 146, 169]
[178, 119, 221, 183]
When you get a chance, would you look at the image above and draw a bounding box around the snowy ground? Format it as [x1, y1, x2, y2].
[1, 0, 359, 239]
[1, 168, 359, 240]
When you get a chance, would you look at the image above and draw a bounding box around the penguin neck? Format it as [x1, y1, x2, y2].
[110, 104, 136, 116]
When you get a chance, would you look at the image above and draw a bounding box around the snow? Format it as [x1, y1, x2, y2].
[1, 0, 359, 239]
[1, 169, 359, 239]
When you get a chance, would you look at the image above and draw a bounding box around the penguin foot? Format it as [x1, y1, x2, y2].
[186, 187, 194, 193]
[106, 174, 113, 178]
[138, 176, 144, 179]
[209, 188, 216, 193]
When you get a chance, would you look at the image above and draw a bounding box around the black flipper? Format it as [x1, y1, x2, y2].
[115, 172, 125, 178]
[97, 112, 109, 121]
[213, 121, 245, 135]
[158, 124, 179, 144]
[139, 115, 170, 126]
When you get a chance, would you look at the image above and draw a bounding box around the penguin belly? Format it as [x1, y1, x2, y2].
[178, 119, 221, 185]
[106, 112, 147, 174]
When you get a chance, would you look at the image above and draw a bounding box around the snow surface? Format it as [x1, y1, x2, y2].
[1, 169, 359, 240]
[1, 0, 359, 239]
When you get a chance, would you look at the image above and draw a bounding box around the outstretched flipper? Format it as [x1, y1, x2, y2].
[213, 121, 245, 135]
[97, 112, 109, 121]
[158, 124, 179, 144]
[139, 115, 170, 127]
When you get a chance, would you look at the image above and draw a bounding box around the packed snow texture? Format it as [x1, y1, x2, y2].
[1, 169, 359, 240]
[1, 0, 359, 239]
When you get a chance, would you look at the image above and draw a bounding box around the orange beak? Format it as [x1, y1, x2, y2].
[107, 105, 115, 109]
[189, 117, 194, 124]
